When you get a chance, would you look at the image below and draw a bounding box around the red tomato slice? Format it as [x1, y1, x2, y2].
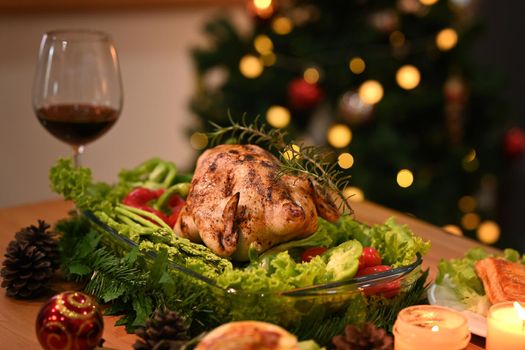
[301, 247, 328, 262]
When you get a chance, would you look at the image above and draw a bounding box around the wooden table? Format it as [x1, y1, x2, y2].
[0, 199, 493, 349]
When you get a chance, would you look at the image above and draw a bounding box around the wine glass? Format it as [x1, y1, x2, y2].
[32, 29, 123, 167]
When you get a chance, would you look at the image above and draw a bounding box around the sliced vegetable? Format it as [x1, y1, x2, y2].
[324, 240, 362, 281]
[301, 247, 328, 262]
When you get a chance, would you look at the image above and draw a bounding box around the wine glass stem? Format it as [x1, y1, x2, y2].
[73, 145, 85, 168]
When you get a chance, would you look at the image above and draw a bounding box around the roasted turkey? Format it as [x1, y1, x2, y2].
[174, 144, 340, 261]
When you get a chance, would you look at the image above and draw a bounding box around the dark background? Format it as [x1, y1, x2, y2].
[475, 0, 525, 251]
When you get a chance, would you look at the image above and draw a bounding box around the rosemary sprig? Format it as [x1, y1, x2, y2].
[208, 114, 353, 213]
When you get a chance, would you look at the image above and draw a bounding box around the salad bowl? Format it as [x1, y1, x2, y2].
[84, 210, 424, 342]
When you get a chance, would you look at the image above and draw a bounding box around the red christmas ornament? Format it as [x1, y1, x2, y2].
[36, 291, 104, 350]
[287, 78, 324, 110]
[504, 127, 525, 158]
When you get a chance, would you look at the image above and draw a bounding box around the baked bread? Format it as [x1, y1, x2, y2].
[194, 321, 298, 350]
[475, 257, 525, 304]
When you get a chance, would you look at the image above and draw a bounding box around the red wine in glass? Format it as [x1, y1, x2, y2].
[36, 104, 119, 146]
[33, 30, 123, 166]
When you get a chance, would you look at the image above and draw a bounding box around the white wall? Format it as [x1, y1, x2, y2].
[0, 7, 246, 208]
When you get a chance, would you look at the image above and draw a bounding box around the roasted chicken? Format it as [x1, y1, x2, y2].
[174, 144, 340, 261]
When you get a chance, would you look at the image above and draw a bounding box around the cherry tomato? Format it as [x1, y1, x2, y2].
[301, 247, 328, 262]
[356, 265, 400, 298]
[167, 195, 186, 228]
[358, 247, 382, 269]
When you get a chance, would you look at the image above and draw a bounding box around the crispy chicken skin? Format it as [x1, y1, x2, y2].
[174, 144, 340, 261]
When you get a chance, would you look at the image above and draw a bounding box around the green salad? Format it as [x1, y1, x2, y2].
[50, 157, 430, 343]
[435, 247, 525, 315]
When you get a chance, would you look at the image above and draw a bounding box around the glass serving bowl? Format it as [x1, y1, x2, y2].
[84, 211, 424, 343]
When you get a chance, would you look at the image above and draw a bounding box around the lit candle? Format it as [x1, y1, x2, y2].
[486, 301, 525, 350]
[393, 305, 471, 350]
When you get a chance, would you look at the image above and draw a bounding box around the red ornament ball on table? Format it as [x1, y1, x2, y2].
[504, 127, 525, 158]
[287, 78, 324, 110]
[36, 291, 104, 350]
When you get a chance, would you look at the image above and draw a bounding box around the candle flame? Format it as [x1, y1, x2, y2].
[431, 325, 440, 332]
[514, 302, 525, 321]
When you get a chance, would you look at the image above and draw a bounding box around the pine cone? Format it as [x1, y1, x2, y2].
[1, 240, 54, 298]
[332, 323, 393, 350]
[15, 220, 59, 269]
[133, 307, 190, 350]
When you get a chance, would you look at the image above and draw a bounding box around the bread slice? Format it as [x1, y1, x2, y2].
[475, 257, 525, 304]
[194, 321, 298, 350]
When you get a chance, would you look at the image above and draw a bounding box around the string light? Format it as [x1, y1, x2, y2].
[239, 55, 263, 78]
[358, 80, 384, 104]
[261, 52, 277, 66]
[458, 195, 476, 213]
[461, 212, 480, 230]
[190, 132, 208, 150]
[303, 67, 320, 84]
[272, 16, 293, 35]
[283, 144, 300, 160]
[419, 0, 439, 5]
[477, 220, 500, 244]
[327, 124, 352, 148]
[338, 153, 354, 169]
[396, 65, 421, 90]
[436, 28, 458, 51]
[344, 186, 365, 202]
[443, 225, 463, 236]
[266, 105, 291, 128]
[349, 57, 366, 74]
[253, 0, 272, 9]
[254, 35, 273, 54]
[389, 31, 405, 48]
[397, 169, 414, 188]
[249, 0, 274, 18]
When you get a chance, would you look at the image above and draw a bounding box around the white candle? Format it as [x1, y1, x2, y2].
[393, 305, 471, 350]
[486, 301, 525, 350]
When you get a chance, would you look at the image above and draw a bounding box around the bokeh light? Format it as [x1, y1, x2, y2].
[239, 55, 263, 78]
[303, 67, 320, 84]
[436, 28, 458, 51]
[261, 52, 277, 66]
[458, 195, 476, 213]
[344, 186, 365, 202]
[327, 124, 352, 148]
[190, 132, 208, 150]
[462, 149, 479, 172]
[253, 0, 272, 10]
[396, 65, 421, 90]
[338, 153, 354, 169]
[266, 105, 291, 128]
[390, 31, 405, 48]
[419, 0, 439, 5]
[283, 144, 300, 160]
[443, 225, 463, 236]
[358, 80, 384, 104]
[477, 220, 500, 244]
[272, 17, 293, 35]
[254, 35, 273, 54]
[461, 212, 480, 230]
[349, 57, 366, 74]
[397, 169, 414, 188]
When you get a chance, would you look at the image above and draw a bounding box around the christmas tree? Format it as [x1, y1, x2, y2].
[190, 0, 520, 245]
